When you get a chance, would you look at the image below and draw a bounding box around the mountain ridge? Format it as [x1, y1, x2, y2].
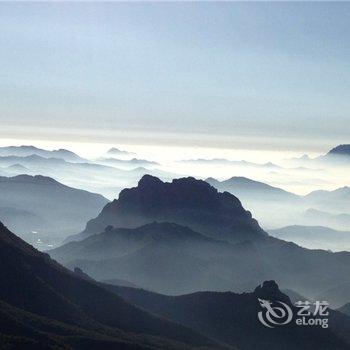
[0, 221, 226, 350]
[70, 175, 266, 243]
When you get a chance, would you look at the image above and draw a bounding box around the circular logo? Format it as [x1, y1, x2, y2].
[258, 298, 293, 328]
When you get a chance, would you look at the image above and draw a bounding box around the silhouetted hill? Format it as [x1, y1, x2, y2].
[303, 209, 350, 231]
[50, 222, 233, 294]
[51, 219, 350, 301]
[96, 157, 159, 169]
[305, 186, 350, 212]
[72, 175, 266, 243]
[0, 155, 179, 200]
[327, 145, 350, 157]
[0, 145, 85, 162]
[0, 174, 108, 248]
[316, 282, 350, 309]
[0, 221, 226, 350]
[103, 281, 350, 350]
[180, 158, 281, 169]
[339, 303, 350, 317]
[106, 147, 135, 157]
[206, 177, 299, 202]
[52, 222, 222, 261]
[268, 225, 350, 251]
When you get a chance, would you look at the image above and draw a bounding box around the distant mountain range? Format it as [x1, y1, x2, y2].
[0, 221, 222, 350]
[0, 175, 108, 248]
[0, 145, 86, 162]
[206, 177, 299, 202]
[206, 176, 350, 231]
[288, 144, 350, 165]
[304, 187, 350, 212]
[269, 225, 350, 252]
[180, 158, 281, 169]
[106, 147, 135, 157]
[0, 153, 178, 199]
[95, 157, 159, 169]
[303, 209, 350, 231]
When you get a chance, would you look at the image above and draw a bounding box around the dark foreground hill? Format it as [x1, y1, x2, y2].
[0, 175, 108, 248]
[339, 303, 350, 317]
[0, 221, 227, 350]
[69, 175, 266, 243]
[103, 281, 350, 350]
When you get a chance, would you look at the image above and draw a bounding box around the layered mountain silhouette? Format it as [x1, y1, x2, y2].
[316, 281, 350, 309]
[103, 281, 350, 350]
[96, 157, 159, 169]
[50, 222, 235, 294]
[0, 221, 225, 350]
[106, 147, 135, 157]
[51, 189, 350, 302]
[0, 174, 108, 248]
[206, 177, 298, 202]
[339, 303, 350, 317]
[327, 144, 350, 158]
[0, 154, 177, 199]
[0, 145, 85, 162]
[69, 175, 266, 243]
[269, 225, 350, 252]
[180, 158, 281, 169]
[206, 175, 350, 232]
[305, 186, 350, 212]
[303, 209, 350, 231]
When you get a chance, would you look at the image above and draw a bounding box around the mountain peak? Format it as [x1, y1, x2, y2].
[254, 280, 291, 303]
[138, 174, 164, 188]
[106, 147, 133, 156]
[79, 175, 266, 243]
[328, 144, 350, 156]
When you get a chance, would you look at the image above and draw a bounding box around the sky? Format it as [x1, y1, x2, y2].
[1, 2, 350, 156]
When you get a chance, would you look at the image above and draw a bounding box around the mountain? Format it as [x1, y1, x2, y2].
[180, 158, 281, 169]
[206, 177, 299, 202]
[51, 217, 350, 302]
[327, 145, 350, 157]
[303, 209, 350, 231]
[0, 145, 85, 162]
[96, 157, 159, 169]
[205, 176, 303, 229]
[281, 288, 310, 304]
[316, 282, 350, 309]
[304, 187, 350, 212]
[69, 175, 266, 243]
[339, 304, 350, 317]
[103, 281, 350, 350]
[268, 225, 350, 252]
[0, 174, 108, 248]
[0, 221, 225, 350]
[0, 154, 177, 200]
[106, 147, 135, 158]
[50, 222, 234, 294]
